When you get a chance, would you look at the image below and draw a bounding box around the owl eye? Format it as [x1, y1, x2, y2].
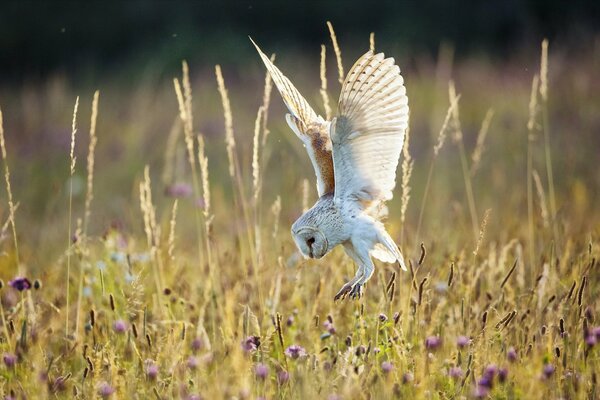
[306, 237, 316, 247]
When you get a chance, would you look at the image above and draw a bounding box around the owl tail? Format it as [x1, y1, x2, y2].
[374, 226, 407, 271]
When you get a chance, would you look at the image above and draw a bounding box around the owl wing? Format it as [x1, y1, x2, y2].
[330, 50, 409, 211]
[252, 39, 335, 197]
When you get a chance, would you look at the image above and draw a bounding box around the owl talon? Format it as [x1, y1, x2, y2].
[349, 284, 363, 300]
[334, 283, 353, 301]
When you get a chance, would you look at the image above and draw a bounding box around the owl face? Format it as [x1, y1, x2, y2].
[292, 226, 328, 259]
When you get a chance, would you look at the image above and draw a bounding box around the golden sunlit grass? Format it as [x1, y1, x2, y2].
[0, 28, 598, 400]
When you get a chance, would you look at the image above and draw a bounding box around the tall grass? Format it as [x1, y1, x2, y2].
[0, 33, 597, 400]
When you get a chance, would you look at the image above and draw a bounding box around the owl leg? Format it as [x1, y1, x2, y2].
[349, 253, 374, 300]
[334, 244, 365, 301]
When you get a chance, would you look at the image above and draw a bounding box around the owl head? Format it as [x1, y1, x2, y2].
[291, 225, 328, 259]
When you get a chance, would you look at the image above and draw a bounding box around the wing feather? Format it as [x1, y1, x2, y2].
[331, 51, 409, 209]
[251, 38, 335, 197]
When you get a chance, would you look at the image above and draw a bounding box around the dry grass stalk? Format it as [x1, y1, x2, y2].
[527, 74, 540, 270]
[449, 82, 479, 241]
[215, 65, 237, 177]
[0, 108, 20, 271]
[532, 170, 550, 228]
[539, 39, 559, 248]
[174, 64, 205, 269]
[319, 44, 332, 120]
[197, 135, 211, 219]
[139, 166, 163, 296]
[400, 123, 414, 243]
[369, 32, 375, 52]
[271, 196, 281, 239]
[168, 199, 178, 261]
[470, 108, 494, 176]
[252, 106, 264, 203]
[473, 209, 492, 258]
[83, 90, 99, 235]
[65, 96, 79, 335]
[326, 21, 344, 84]
[215, 64, 256, 269]
[302, 179, 310, 213]
[540, 40, 549, 102]
[414, 95, 461, 247]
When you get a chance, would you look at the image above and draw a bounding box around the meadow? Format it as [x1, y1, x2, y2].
[0, 29, 598, 399]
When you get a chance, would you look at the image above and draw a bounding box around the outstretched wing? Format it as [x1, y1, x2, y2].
[330, 51, 409, 211]
[251, 38, 335, 197]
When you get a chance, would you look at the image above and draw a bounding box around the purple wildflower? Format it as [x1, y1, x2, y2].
[145, 360, 159, 381]
[113, 319, 128, 334]
[449, 366, 463, 379]
[381, 361, 393, 374]
[327, 395, 341, 400]
[8, 277, 31, 291]
[456, 336, 470, 348]
[284, 345, 307, 360]
[97, 382, 115, 398]
[379, 313, 388, 323]
[187, 356, 199, 370]
[478, 376, 493, 389]
[585, 334, 597, 347]
[3, 353, 17, 368]
[507, 347, 518, 362]
[593, 326, 600, 340]
[425, 335, 442, 350]
[483, 364, 498, 380]
[254, 363, 269, 380]
[473, 385, 489, 398]
[187, 395, 202, 400]
[393, 311, 400, 325]
[165, 183, 193, 198]
[277, 370, 289, 384]
[498, 367, 509, 383]
[241, 336, 260, 353]
[191, 337, 203, 352]
[286, 315, 294, 327]
[543, 364, 555, 379]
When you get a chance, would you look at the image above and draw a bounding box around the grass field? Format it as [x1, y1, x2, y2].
[0, 32, 598, 399]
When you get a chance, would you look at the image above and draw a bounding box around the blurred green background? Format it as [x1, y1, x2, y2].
[0, 0, 599, 269]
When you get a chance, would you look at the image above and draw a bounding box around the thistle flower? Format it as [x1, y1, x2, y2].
[585, 334, 596, 347]
[191, 337, 203, 352]
[113, 320, 128, 334]
[241, 336, 260, 353]
[284, 345, 307, 360]
[254, 363, 269, 380]
[381, 361, 393, 374]
[402, 372, 414, 384]
[97, 382, 115, 398]
[542, 364, 555, 379]
[456, 336, 470, 348]
[425, 336, 442, 350]
[8, 277, 31, 291]
[592, 326, 600, 340]
[507, 347, 518, 362]
[379, 313, 388, 323]
[449, 366, 463, 379]
[498, 367, 509, 383]
[3, 353, 17, 368]
[286, 315, 294, 327]
[145, 360, 159, 381]
[277, 370, 289, 384]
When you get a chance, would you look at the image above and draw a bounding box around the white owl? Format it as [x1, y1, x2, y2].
[253, 40, 409, 300]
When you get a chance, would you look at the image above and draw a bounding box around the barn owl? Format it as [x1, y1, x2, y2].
[252, 39, 409, 300]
